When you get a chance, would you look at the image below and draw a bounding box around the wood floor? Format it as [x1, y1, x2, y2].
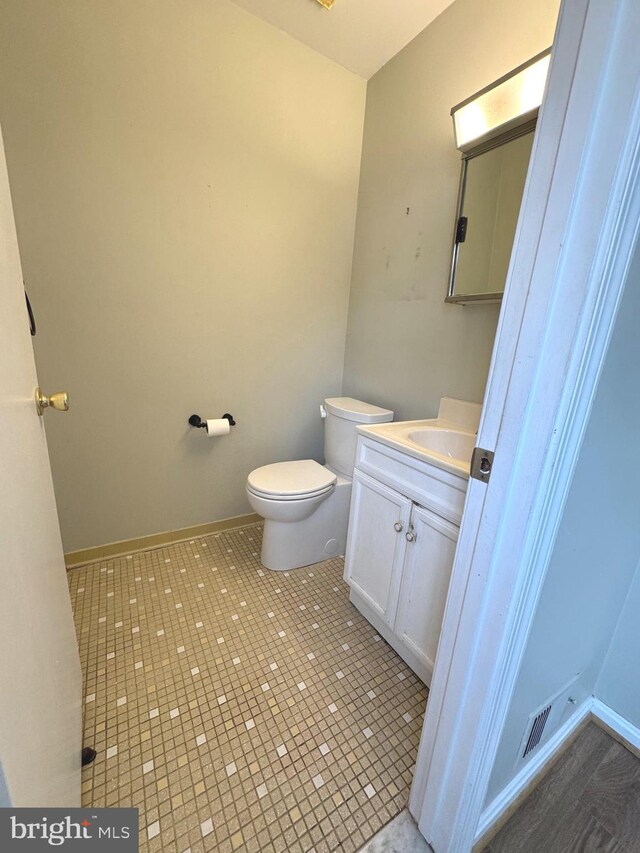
[482, 722, 640, 853]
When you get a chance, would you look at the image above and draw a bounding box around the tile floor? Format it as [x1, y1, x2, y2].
[69, 524, 428, 853]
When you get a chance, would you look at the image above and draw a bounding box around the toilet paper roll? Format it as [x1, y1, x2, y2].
[205, 418, 231, 437]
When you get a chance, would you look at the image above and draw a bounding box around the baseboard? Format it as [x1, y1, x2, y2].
[591, 699, 640, 758]
[64, 513, 261, 568]
[473, 698, 592, 849]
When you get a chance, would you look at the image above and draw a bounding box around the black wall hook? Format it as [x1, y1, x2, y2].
[24, 287, 36, 336]
[188, 413, 236, 429]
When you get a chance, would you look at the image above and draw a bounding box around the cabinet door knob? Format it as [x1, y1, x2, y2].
[394, 522, 403, 532]
[406, 529, 416, 542]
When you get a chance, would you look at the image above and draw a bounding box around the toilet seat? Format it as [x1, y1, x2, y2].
[247, 460, 336, 500]
[247, 483, 334, 502]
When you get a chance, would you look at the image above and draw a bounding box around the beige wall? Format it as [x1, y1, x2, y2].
[342, 0, 560, 420]
[0, 0, 560, 552]
[0, 0, 366, 551]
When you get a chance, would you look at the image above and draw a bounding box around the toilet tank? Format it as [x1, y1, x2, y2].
[323, 397, 394, 477]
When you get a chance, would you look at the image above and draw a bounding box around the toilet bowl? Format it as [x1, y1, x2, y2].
[246, 460, 336, 523]
[246, 464, 351, 571]
[247, 398, 394, 572]
[246, 483, 334, 524]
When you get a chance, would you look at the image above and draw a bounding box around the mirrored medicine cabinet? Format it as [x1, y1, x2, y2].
[446, 48, 551, 304]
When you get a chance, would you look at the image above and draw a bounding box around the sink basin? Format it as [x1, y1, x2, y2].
[406, 428, 476, 462]
[357, 417, 477, 476]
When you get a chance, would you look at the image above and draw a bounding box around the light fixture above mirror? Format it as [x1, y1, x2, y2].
[314, 0, 336, 8]
[452, 49, 551, 153]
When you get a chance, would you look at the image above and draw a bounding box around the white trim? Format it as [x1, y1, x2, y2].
[474, 699, 592, 845]
[591, 700, 640, 754]
[410, 1, 640, 850]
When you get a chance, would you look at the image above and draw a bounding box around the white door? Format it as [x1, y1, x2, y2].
[344, 470, 411, 626]
[396, 505, 459, 682]
[0, 126, 82, 806]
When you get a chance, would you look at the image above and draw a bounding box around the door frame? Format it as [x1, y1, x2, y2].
[408, 0, 640, 849]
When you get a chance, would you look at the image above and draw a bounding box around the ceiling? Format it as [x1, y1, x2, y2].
[229, 0, 456, 79]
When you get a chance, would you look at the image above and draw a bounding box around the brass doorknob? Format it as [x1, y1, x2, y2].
[35, 387, 69, 416]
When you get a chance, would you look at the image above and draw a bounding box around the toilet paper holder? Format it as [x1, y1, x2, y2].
[188, 413, 236, 429]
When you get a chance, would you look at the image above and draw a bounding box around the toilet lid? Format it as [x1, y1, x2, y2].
[247, 460, 337, 497]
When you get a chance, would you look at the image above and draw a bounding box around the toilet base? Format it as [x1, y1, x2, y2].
[261, 477, 352, 571]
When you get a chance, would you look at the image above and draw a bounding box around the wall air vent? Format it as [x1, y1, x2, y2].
[515, 673, 581, 770]
[522, 704, 552, 758]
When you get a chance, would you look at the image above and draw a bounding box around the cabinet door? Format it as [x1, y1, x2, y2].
[396, 504, 459, 677]
[344, 470, 412, 627]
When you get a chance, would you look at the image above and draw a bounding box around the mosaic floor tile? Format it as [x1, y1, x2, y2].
[68, 524, 428, 852]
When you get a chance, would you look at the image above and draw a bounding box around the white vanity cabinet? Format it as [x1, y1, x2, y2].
[344, 433, 468, 686]
[394, 504, 459, 680]
[345, 471, 412, 628]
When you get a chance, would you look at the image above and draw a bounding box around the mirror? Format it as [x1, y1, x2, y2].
[447, 125, 535, 303]
[446, 48, 550, 304]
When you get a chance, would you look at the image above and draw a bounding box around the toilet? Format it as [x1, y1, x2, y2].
[246, 397, 394, 571]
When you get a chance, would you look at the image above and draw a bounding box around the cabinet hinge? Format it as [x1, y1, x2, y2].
[470, 447, 494, 483]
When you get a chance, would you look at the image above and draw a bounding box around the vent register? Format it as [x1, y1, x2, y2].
[522, 704, 552, 758]
[516, 674, 580, 768]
